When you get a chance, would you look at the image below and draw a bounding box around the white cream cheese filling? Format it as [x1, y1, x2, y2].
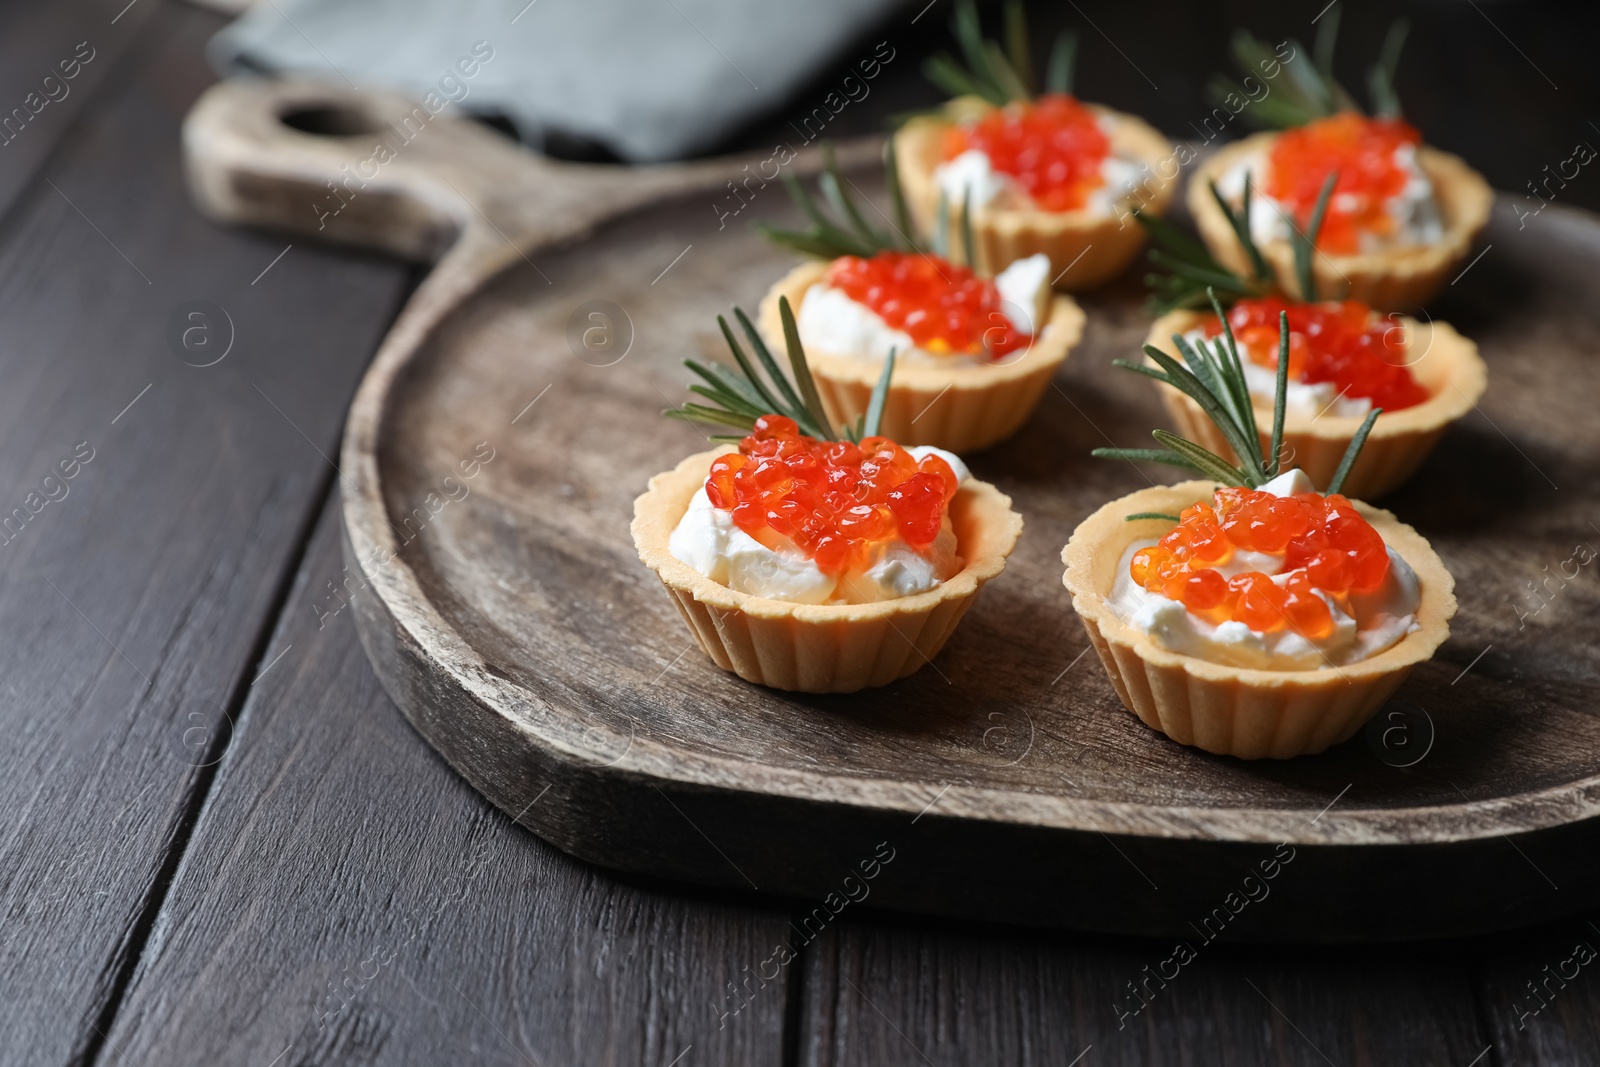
[1216, 146, 1443, 253]
[934, 149, 1011, 210]
[668, 446, 970, 605]
[1107, 469, 1422, 670]
[1382, 144, 1445, 248]
[797, 253, 1051, 366]
[1179, 329, 1373, 419]
[932, 116, 1148, 218]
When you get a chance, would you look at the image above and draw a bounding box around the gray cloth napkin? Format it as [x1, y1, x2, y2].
[209, 0, 906, 162]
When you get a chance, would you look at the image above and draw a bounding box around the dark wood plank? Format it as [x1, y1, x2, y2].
[798, 919, 1490, 1066]
[0, 0, 155, 220]
[101, 496, 795, 1066]
[1474, 911, 1600, 1064]
[0, 4, 410, 1061]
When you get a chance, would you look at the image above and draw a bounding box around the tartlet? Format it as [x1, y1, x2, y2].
[635, 302, 1022, 693]
[1192, 22, 1492, 311]
[634, 447, 1021, 692]
[1145, 307, 1486, 498]
[759, 259, 1083, 453]
[759, 141, 1083, 453]
[1077, 294, 1456, 758]
[1062, 481, 1454, 758]
[1190, 131, 1491, 312]
[895, 98, 1174, 287]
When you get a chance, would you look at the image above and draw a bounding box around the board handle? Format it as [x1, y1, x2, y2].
[182, 77, 812, 265]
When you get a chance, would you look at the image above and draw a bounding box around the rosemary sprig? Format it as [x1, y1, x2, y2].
[1268, 307, 1290, 476]
[664, 298, 897, 445]
[1136, 191, 1269, 314]
[1326, 407, 1380, 496]
[1003, 1, 1033, 94]
[1290, 171, 1338, 302]
[954, 187, 975, 266]
[761, 142, 916, 262]
[1207, 13, 1410, 130]
[1045, 28, 1078, 96]
[1093, 286, 1380, 492]
[923, 0, 1078, 105]
[763, 138, 983, 268]
[884, 138, 915, 246]
[1136, 169, 1335, 313]
[1218, 176, 1272, 284]
[1367, 19, 1410, 121]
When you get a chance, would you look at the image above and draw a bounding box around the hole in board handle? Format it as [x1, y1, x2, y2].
[279, 104, 382, 137]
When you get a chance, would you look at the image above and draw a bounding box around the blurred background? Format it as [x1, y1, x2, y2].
[192, 0, 1600, 206]
[730, 0, 1599, 212]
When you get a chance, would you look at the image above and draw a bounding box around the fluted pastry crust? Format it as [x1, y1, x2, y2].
[1144, 309, 1487, 498]
[634, 449, 1023, 692]
[760, 260, 1083, 453]
[1062, 480, 1455, 759]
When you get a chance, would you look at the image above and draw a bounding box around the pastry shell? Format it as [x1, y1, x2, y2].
[1062, 480, 1456, 759]
[1189, 132, 1493, 312]
[894, 99, 1177, 289]
[760, 260, 1084, 453]
[1145, 310, 1487, 498]
[633, 448, 1023, 693]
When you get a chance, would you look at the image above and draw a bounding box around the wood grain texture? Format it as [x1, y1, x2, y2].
[1473, 913, 1600, 1064]
[0, 6, 410, 1061]
[797, 920, 1492, 1066]
[179, 74, 1600, 940]
[0, 0, 155, 221]
[101, 497, 796, 1066]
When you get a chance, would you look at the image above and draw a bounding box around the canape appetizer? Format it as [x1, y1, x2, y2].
[632, 306, 1022, 693]
[1063, 295, 1455, 758]
[892, 0, 1174, 287]
[1193, 18, 1491, 310]
[759, 145, 1083, 453]
[1134, 192, 1485, 497]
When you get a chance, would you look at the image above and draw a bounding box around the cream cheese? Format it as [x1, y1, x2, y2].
[1106, 469, 1421, 670]
[797, 254, 1051, 365]
[1179, 329, 1372, 419]
[1383, 144, 1445, 247]
[668, 446, 969, 605]
[994, 252, 1051, 334]
[933, 149, 1011, 209]
[1089, 155, 1149, 216]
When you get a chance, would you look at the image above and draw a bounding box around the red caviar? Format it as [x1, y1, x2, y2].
[1199, 296, 1428, 411]
[824, 251, 1030, 359]
[1130, 488, 1390, 639]
[940, 93, 1111, 212]
[1266, 113, 1424, 255]
[705, 415, 959, 576]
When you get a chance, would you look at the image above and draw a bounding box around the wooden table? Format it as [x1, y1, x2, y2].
[6, 2, 1598, 1063]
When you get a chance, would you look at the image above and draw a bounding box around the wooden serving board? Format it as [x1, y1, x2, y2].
[184, 78, 1600, 941]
